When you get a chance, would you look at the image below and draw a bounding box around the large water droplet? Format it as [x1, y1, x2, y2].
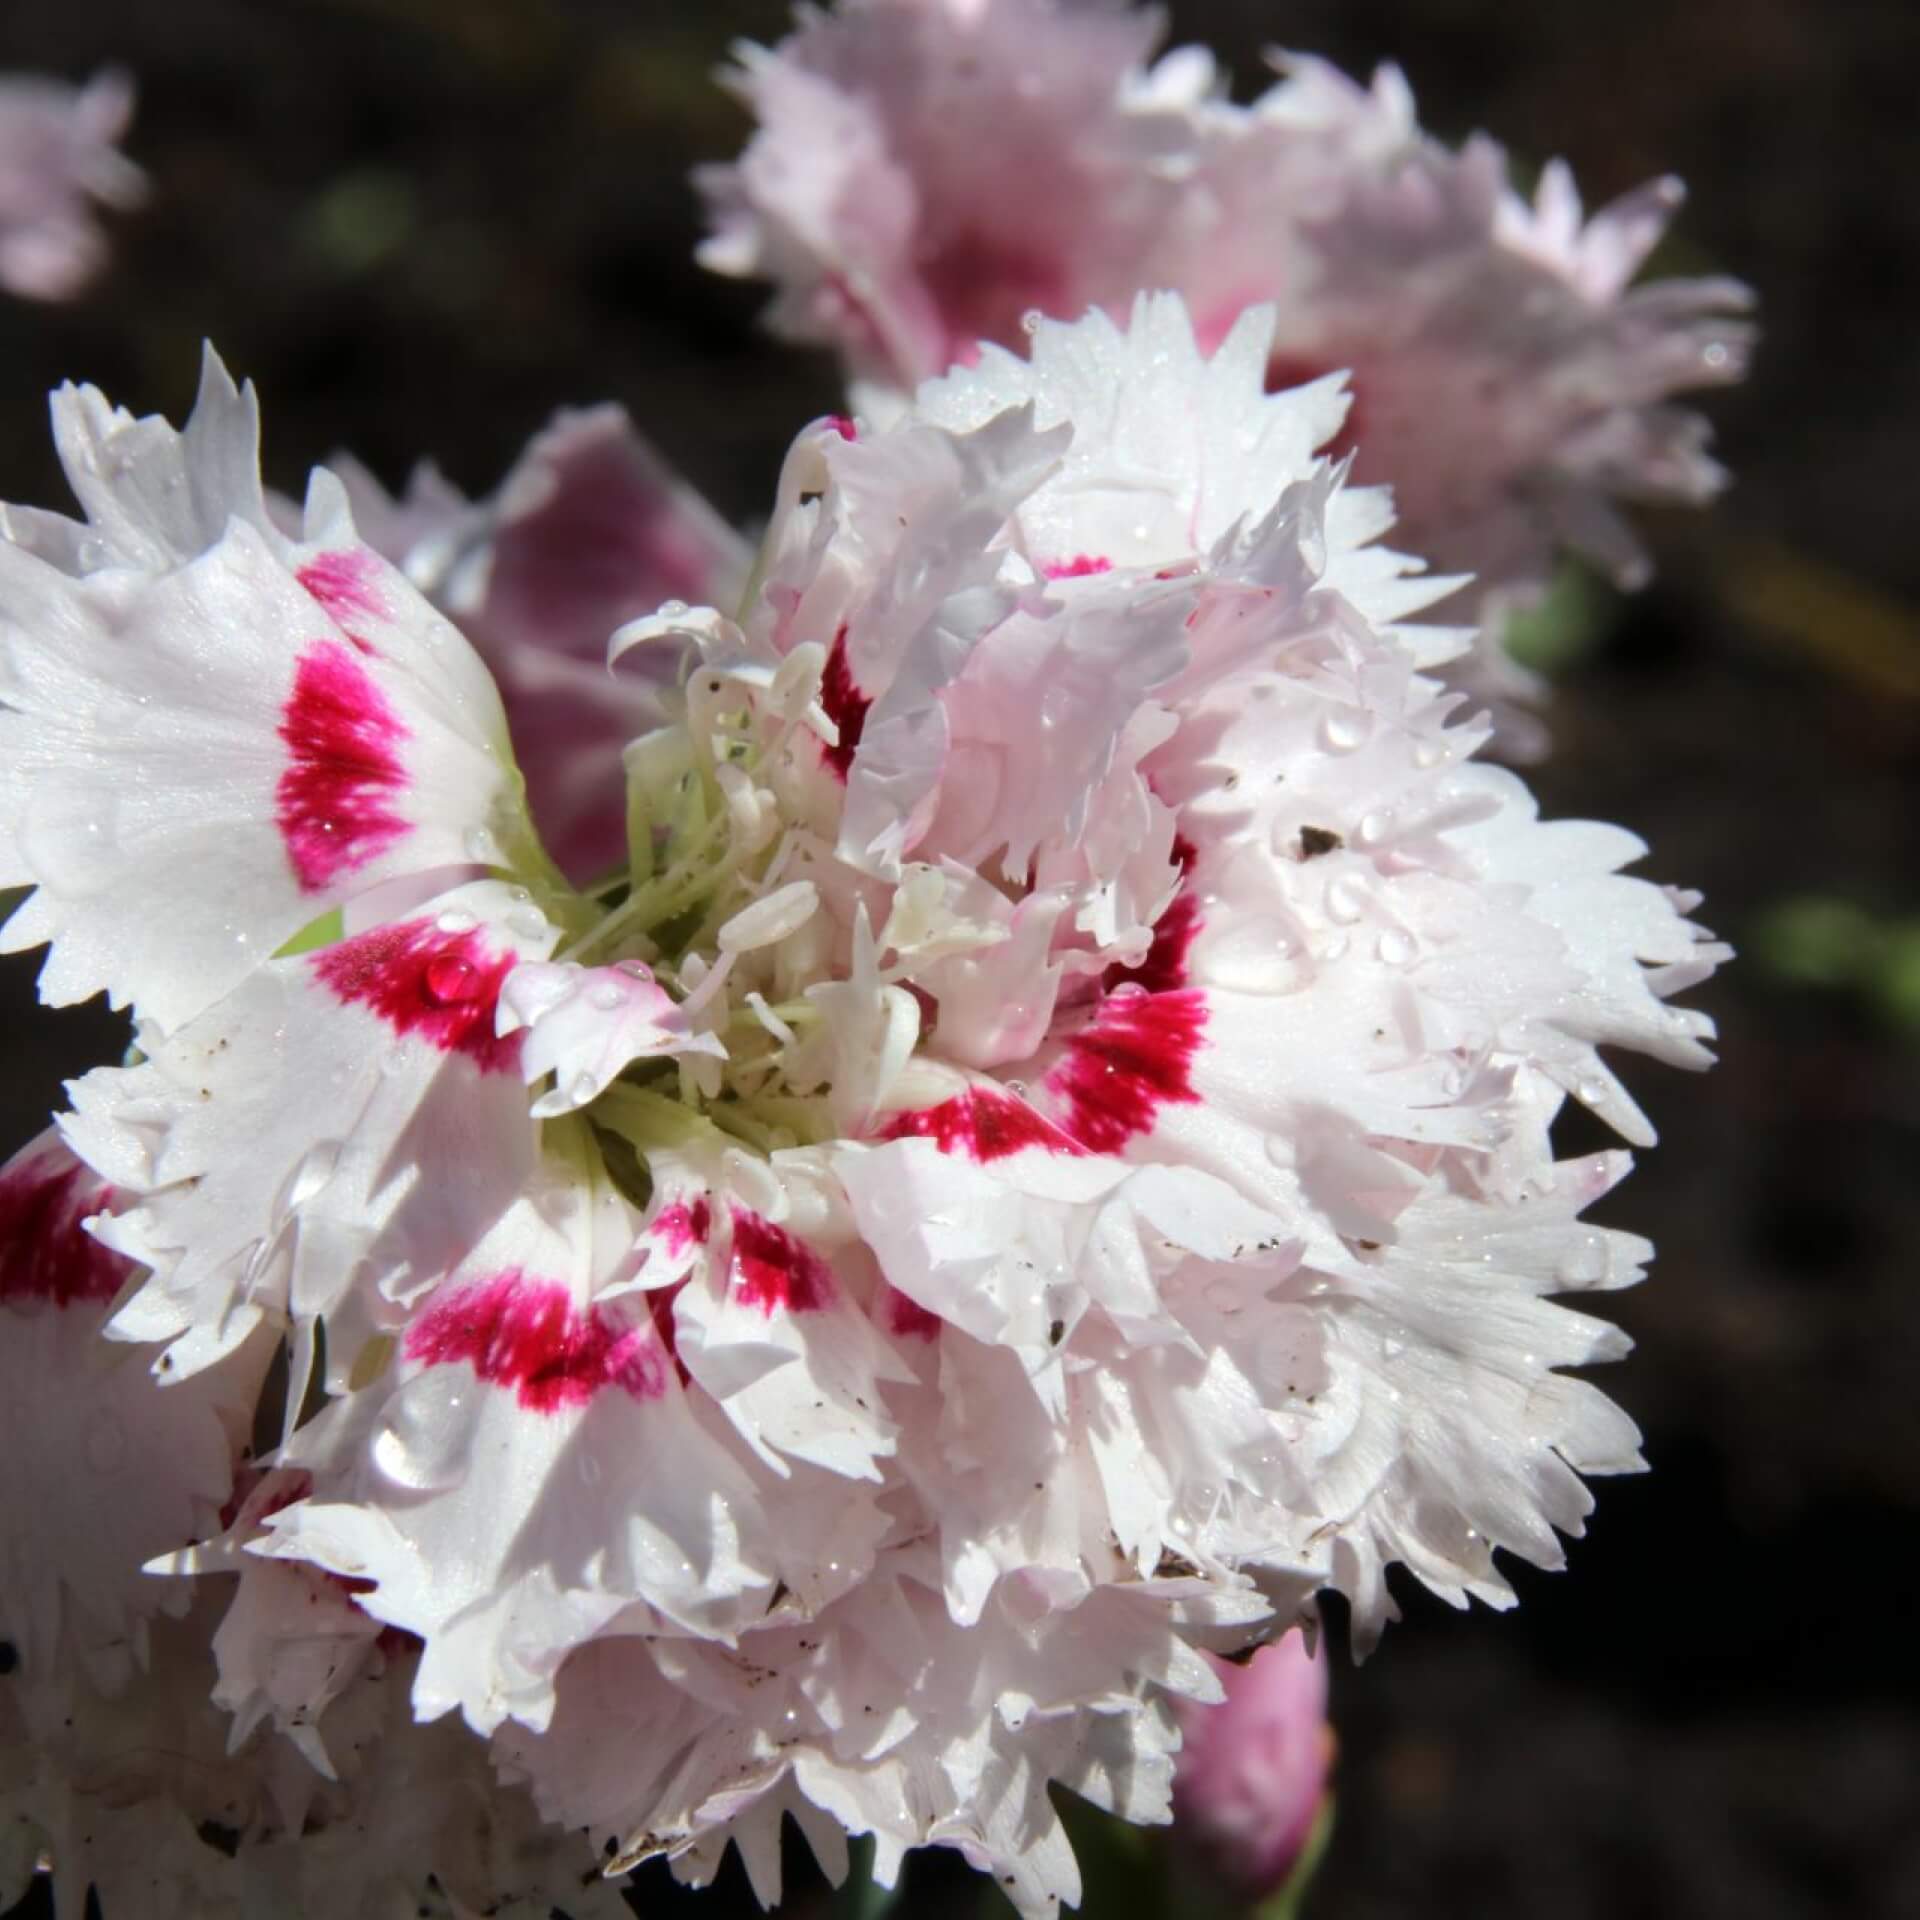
[435, 909, 477, 935]
[1556, 1232, 1610, 1287]
[1375, 929, 1416, 967]
[1319, 710, 1367, 753]
[423, 955, 479, 1006]
[371, 1373, 475, 1491]
[1325, 875, 1367, 924]
[279, 1140, 342, 1216]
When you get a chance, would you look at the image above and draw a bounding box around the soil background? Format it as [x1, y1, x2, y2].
[2, 3, 1917, 1917]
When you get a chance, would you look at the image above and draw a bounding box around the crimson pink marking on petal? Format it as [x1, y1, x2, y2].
[297, 549, 386, 640]
[1046, 990, 1207, 1154]
[404, 1269, 669, 1411]
[1104, 836, 1201, 996]
[651, 1197, 711, 1255]
[819, 622, 869, 783]
[728, 1209, 831, 1315]
[0, 1150, 128, 1308]
[311, 918, 522, 1072]
[921, 229, 1065, 363]
[883, 1285, 941, 1342]
[879, 1086, 1086, 1163]
[276, 640, 412, 892]
[648, 1281, 691, 1386]
[826, 415, 857, 441]
[1041, 554, 1113, 580]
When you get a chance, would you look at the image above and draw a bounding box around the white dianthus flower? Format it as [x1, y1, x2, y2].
[0, 297, 1720, 1911]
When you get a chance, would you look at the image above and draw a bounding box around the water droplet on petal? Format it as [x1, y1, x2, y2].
[435, 910, 477, 935]
[1556, 1232, 1610, 1286]
[1375, 929, 1416, 966]
[588, 984, 627, 1013]
[423, 956, 479, 1006]
[279, 1140, 342, 1215]
[372, 1373, 474, 1491]
[1326, 876, 1367, 924]
[1319, 710, 1367, 753]
[508, 908, 549, 941]
[464, 828, 501, 865]
[1576, 1077, 1608, 1107]
[567, 1072, 600, 1107]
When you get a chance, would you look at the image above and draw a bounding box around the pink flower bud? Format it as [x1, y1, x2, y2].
[1173, 1628, 1334, 1897]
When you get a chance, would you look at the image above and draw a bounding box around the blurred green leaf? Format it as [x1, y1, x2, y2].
[1750, 895, 1882, 989]
[1867, 922, 1920, 1035]
[274, 908, 345, 959]
[1752, 896, 1920, 1040]
[1498, 560, 1616, 678]
[301, 170, 419, 278]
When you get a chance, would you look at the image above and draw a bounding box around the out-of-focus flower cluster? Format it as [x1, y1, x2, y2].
[700, 0, 1754, 743]
[0, 3, 1743, 1915]
[0, 68, 143, 303]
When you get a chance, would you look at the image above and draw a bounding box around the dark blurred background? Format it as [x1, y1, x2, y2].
[2, 3, 1917, 1916]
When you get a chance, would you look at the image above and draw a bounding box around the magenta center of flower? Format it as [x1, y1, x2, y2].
[1044, 989, 1207, 1154]
[0, 1155, 128, 1309]
[276, 639, 413, 892]
[729, 1207, 831, 1314]
[819, 623, 870, 783]
[311, 917, 523, 1072]
[296, 548, 387, 643]
[404, 1269, 669, 1410]
[879, 1085, 1086, 1162]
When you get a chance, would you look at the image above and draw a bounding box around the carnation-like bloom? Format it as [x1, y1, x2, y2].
[0, 68, 145, 302]
[0, 299, 1720, 1911]
[699, 0, 1753, 737]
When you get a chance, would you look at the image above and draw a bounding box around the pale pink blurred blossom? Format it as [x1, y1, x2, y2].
[0, 68, 145, 302]
[1175, 1630, 1333, 1897]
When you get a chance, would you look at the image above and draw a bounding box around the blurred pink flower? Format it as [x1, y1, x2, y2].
[0, 68, 145, 302]
[1174, 1629, 1333, 1898]
[331, 405, 751, 884]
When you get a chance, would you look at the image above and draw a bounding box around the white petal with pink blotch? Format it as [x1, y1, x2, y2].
[0, 353, 531, 1037]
